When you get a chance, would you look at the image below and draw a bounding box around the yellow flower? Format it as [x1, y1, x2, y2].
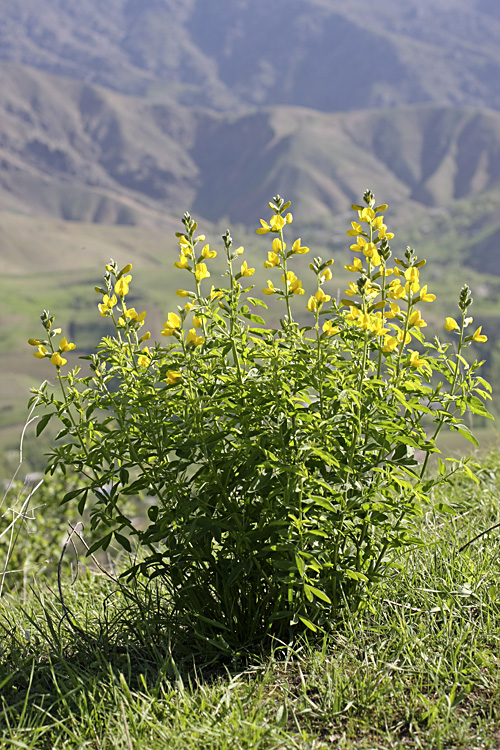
[201, 244, 217, 259]
[174, 254, 189, 269]
[114, 275, 132, 297]
[306, 296, 317, 312]
[347, 221, 362, 237]
[161, 312, 181, 337]
[404, 267, 419, 284]
[345, 282, 358, 297]
[257, 219, 271, 235]
[139, 331, 151, 342]
[264, 252, 280, 268]
[209, 286, 224, 301]
[240, 261, 255, 277]
[322, 321, 340, 336]
[262, 280, 277, 295]
[176, 289, 191, 297]
[59, 337, 76, 352]
[385, 302, 400, 319]
[396, 329, 412, 345]
[378, 226, 394, 240]
[166, 312, 181, 329]
[362, 242, 377, 259]
[165, 370, 182, 385]
[195, 263, 210, 282]
[445, 317, 459, 332]
[179, 241, 192, 257]
[98, 293, 117, 316]
[125, 308, 147, 323]
[290, 278, 305, 295]
[387, 281, 406, 301]
[351, 236, 367, 253]
[184, 301, 195, 312]
[186, 328, 205, 347]
[256, 214, 286, 234]
[272, 238, 284, 253]
[472, 326, 488, 343]
[358, 313, 372, 330]
[285, 213, 293, 224]
[405, 280, 420, 295]
[314, 288, 331, 305]
[50, 352, 67, 367]
[292, 238, 309, 254]
[408, 310, 427, 328]
[382, 336, 398, 353]
[370, 315, 389, 336]
[193, 315, 202, 328]
[419, 285, 436, 302]
[28, 338, 41, 346]
[345, 257, 363, 273]
[345, 306, 360, 321]
[409, 350, 429, 370]
[271, 215, 286, 231]
[319, 267, 333, 282]
[358, 207, 376, 223]
[120, 263, 133, 274]
[282, 271, 296, 284]
[137, 348, 151, 367]
[33, 345, 48, 359]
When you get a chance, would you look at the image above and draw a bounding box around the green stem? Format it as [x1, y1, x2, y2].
[280, 229, 293, 324]
[420, 312, 466, 477]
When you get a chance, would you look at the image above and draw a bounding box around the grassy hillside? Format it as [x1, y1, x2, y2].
[1, 456, 500, 748]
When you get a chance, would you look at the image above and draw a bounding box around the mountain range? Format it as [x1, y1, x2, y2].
[2, 61, 500, 234]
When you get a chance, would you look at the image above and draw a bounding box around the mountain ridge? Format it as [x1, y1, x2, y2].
[2, 61, 500, 229]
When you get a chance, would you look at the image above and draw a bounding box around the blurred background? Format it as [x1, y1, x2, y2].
[1, 0, 500, 479]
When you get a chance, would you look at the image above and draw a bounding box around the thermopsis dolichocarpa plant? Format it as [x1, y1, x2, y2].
[28, 191, 492, 650]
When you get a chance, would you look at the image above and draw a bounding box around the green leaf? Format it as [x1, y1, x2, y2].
[462, 463, 480, 484]
[464, 396, 493, 419]
[114, 531, 132, 552]
[298, 616, 318, 632]
[344, 570, 369, 582]
[295, 553, 305, 577]
[246, 297, 267, 308]
[241, 313, 266, 324]
[304, 584, 332, 604]
[62, 486, 88, 505]
[36, 413, 53, 437]
[434, 502, 455, 514]
[449, 426, 479, 448]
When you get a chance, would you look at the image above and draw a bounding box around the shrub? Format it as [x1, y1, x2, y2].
[27, 191, 492, 651]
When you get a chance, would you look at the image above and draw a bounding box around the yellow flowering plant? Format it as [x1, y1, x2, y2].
[28, 193, 492, 651]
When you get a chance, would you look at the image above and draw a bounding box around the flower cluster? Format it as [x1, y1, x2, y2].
[28, 310, 75, 368]
[256, 197, 313, 318]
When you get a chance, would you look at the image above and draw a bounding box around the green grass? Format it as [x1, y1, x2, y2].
[1, 455, 500, 748]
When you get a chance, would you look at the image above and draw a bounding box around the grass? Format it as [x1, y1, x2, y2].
[1, 454, 500, 748]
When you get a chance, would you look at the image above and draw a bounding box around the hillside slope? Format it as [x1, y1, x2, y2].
[2, 0, 500, 113]
[2, 63, 500, 227]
